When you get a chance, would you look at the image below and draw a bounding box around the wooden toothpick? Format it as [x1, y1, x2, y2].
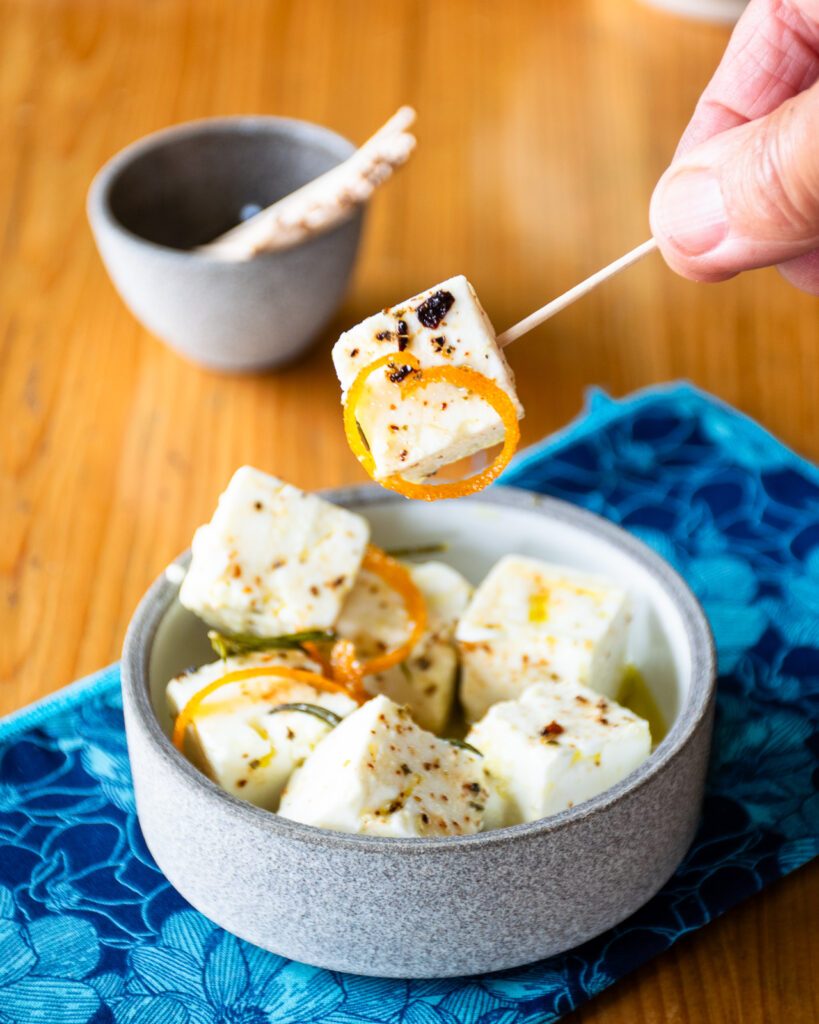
[496, 238, 658, 348]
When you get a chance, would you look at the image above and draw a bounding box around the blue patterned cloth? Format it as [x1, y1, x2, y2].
[1, 383, 818, 1024]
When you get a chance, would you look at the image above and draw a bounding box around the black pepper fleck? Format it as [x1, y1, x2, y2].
[417, 290, 455, 328]
[388, 364, 415, 384]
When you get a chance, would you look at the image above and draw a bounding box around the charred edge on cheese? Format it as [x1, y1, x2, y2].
[416, 290, 455, 329]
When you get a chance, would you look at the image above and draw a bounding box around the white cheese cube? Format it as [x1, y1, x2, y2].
[335, 560, 472, 733]
[333, 275, 523, 481]
[456, 555, 630, 721]
[179, 466, 369, 637]
[278, 695, 489, 837]
[478, 770, 509, 832]
[467, 681, 651, 825]
[166, 651, 358, 810]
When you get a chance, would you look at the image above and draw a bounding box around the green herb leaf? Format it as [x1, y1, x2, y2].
[267, 703, 343, 729]
[446, 738, 483, 757]
[208, 629, 336, 660]
[385, 543, 448, 559]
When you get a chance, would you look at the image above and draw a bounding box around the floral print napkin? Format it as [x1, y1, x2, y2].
[1, 383, 816, 1024]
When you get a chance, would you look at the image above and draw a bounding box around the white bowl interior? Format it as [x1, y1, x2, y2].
[148, 496, 690, 743]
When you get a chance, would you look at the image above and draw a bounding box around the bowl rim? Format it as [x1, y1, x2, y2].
[122, 483, 716, 854]
[86, 114, 357, 261]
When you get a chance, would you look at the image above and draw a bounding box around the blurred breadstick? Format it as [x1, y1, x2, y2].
[200, 107, 417, 260]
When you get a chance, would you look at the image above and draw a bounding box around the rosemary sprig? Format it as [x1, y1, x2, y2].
[446, 738, 483, 757]
[267, 703, 343, 729]
[208, 629, 336, 660]
[386, 543, 448, 559]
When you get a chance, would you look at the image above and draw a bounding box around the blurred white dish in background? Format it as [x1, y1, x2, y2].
[639, 0, 747, 22]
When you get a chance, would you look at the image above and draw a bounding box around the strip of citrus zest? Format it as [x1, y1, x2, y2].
[357, 545, 427, 676]
[301, 641, 333, 678]
[343, 353, 418, 477]
[342, 353, 520, 501]
[329, 638, 368, 700]
[308, 639, 370, 704]
[172, 666, 360, 751]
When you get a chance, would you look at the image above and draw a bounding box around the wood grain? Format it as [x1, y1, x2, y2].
[0, 0, 816, 1019]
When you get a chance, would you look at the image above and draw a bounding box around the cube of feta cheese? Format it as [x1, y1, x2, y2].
[278, 695, 489, 836]
[335, 560, 472, 733]
[466, 681, 651, 825]
[166, 651, 358, 810]
[179, 466, 369, 637]
[333, 275, 523, 481]
[456, 555, 630, 721]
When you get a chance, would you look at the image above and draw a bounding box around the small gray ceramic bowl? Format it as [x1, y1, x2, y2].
[122, 486, 716, 978]
[88, 117, 363, 372]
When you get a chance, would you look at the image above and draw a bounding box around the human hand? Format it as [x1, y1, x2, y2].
[650, 0, 819, 294]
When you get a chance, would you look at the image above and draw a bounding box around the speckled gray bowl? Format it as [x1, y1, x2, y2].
[121, 486, 716, 978]
[88, 117, 363, 372]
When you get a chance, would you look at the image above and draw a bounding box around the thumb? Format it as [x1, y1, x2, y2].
[650, 78, 819, 285]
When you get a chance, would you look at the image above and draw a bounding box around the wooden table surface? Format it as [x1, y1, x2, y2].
[1, 0, 816, 1019]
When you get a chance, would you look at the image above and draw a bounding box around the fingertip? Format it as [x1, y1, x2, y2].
[650, 166, 728, 259]
[650, 181, 734, 284]
[778, 249, 819, 296]
[657, 251, 737, 285]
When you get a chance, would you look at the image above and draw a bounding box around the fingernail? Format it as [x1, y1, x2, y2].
[656, 170, 728, 256]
